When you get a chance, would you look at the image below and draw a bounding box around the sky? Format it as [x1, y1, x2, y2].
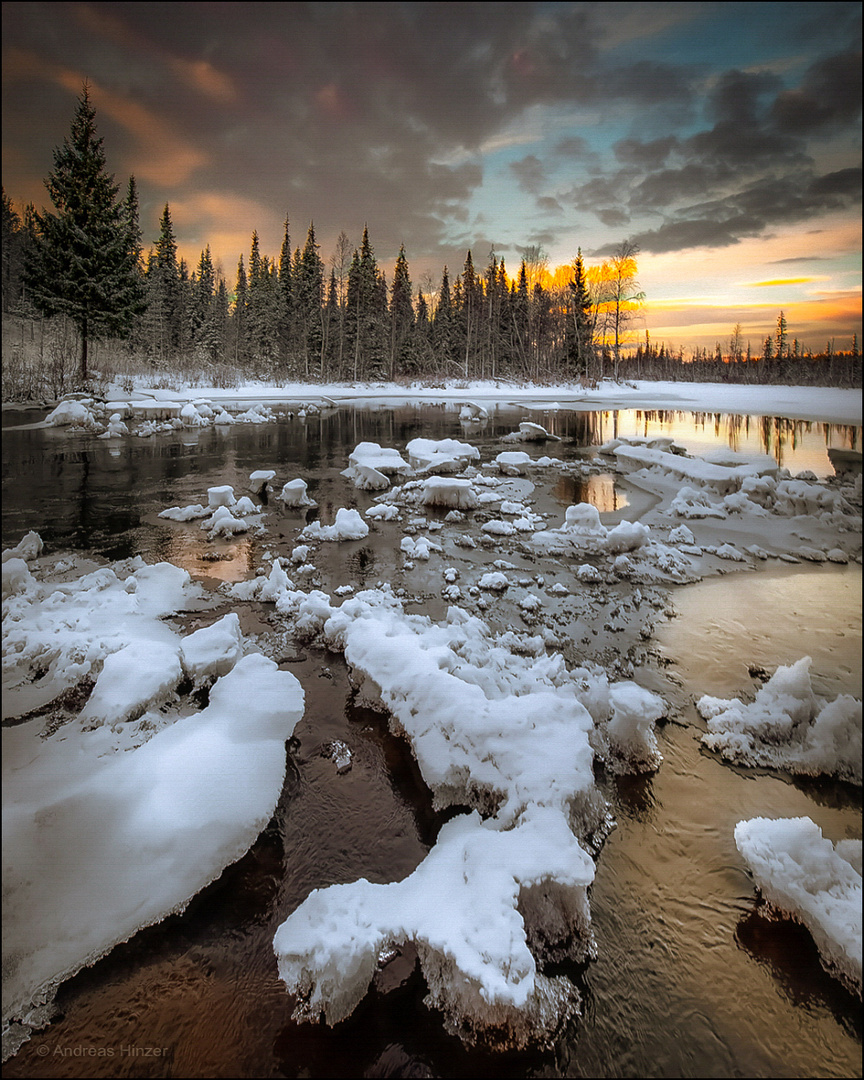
[2, 1, 861, 354]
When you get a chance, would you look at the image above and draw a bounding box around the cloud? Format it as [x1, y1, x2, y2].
[746, 278, 821, 287]
[510, 154, 547, 194]
[772, 49, 862, 134]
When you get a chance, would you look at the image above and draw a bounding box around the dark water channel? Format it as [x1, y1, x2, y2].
[2, 403, 861, 1078]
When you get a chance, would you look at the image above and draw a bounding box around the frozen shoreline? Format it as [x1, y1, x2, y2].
[122, 379, 862, 427]
[5, 378, 862, 428]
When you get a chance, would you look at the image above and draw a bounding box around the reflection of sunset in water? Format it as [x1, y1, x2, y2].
[607, 410, 859, 477]
[154, 530, 255, 583]
[552, 473, 628, 513]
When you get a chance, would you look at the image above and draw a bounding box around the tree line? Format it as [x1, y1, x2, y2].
[2, 87, 859, 394]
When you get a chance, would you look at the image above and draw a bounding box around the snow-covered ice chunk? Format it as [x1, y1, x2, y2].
[401, 536, 441, 561]
[78, 640, 183, 728]
[180, 402, 209, 427]
[668, 524, 695, 545]
[479, 572, 509, 591]
[159, 503, 210, 522]
[482, 519, 517, 537]
[232, 495, 260, 516]
[603, 520, 650, 553]
[349, 464, 390, 490]
[698, 657, 862, 783]
[735, 817, 861, 995]
[503, 422, 561, 443]
[366, 503, 400, 521]
[2, 532, 44, 564]
[248, 470, 276, 495]
[3, 654, 304, 1029]
[590, 682, 665, 774]
[563, 503, 606, 536]
[44, 400, 98, 428]
[202, 505, 248, 538]
[179, 612, 244, 687]
[407, 438, 479, 473]
[346, 442, 411, 478]
[207, 485, 236, 509]
[421, 477, 478, 510]
[670, 486, 726, 519]
[495, 451, 532, 475]
[279, 479, 316, 507]
[274, 807, 593, 1047]
[302, 508, 369, 542]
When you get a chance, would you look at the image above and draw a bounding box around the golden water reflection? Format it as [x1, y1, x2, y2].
[552, 473, 628, 513]
[154, 530, 255, 583]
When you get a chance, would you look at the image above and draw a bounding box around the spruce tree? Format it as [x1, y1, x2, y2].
[2, 189, 24, 313]
[389, 245, 414, 378]
[148, 204, 182, 364]
[433, 266, 455, 368]
[24, 84, 144, 382]
[566, 249, 594, 381]
[296, 223, 324, 378]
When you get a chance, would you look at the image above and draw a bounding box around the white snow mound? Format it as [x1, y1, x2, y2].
[735, 817, 862, 995]
[274, 807, 594, 1047]
[3, 653, 304, 1027]
[698, 658, 862, 783]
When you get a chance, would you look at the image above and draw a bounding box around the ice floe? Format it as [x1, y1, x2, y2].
[697, 657, 862, 783]
[735, 817, 861, 995]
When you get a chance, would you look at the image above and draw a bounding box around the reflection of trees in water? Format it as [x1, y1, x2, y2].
[552, 473, 626, 513]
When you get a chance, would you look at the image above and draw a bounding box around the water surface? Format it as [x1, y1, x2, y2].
[2, 403, 860, 1078]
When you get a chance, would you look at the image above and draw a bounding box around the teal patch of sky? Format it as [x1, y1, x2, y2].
[607, 3, 849, 84]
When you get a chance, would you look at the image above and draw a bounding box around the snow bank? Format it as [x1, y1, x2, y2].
[275, 808, 593, 1048]
[3, 560, 196, 711]
[698, 658, 862, 783]
[44, 399, 100, 429]
[2, 557, 305, 1035]
[735, 817, 861, 995]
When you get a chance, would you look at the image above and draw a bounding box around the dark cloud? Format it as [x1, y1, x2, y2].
[536, 195, 564, 214]
[510, 154, 548, 194]
[597, 208, 631, 228]
[2, 1, 861, 276]
[619, 166, 862, 255]
[614, 136, 679, 168]
[772, 50, 863, 134]
[630, 163, 728, 210]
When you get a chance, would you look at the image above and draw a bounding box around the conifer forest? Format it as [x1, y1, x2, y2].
[2, 87, 860, 401]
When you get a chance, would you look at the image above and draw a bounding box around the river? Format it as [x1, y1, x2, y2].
[2, 402, 860, 1078]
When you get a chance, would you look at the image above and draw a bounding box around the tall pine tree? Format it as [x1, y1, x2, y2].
[24, 84, 144, 381]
